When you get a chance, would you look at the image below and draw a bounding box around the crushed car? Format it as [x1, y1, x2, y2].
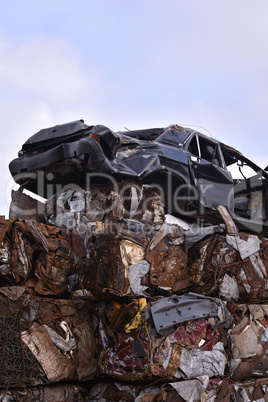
[9, 119, 268, 233]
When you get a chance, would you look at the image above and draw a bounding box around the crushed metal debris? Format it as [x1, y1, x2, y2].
[3, 120, 268, 400]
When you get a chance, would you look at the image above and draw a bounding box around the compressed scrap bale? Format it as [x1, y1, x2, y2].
[99, 323, 151, 381]
[227, 303, 268, 382]
[23, 220, 78, 296]
[0, 288, 98, 387]
[45, 182, 165, 233]
[32, 237, 74, 296]
[78, 231, 133, 298]
[21, 322, 75, 383]
[77, 219, 189, 298]
[23, 296, 98, 383]
[98, 293, 230, 381]
[76, 220, 152, 298]
[99, 324, 225, 381]
[0, 217, 82, 297]
[145, 223, 188, 292]
[188, 231, 268, 303]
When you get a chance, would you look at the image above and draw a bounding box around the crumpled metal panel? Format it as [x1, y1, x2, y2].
[219, 273, 239, 301]
[79, 234, 131, 298]
[115, 219, 155, 247]
[0, 286, 25, 301]
[146, 232, 188, 291]
[188, 228, 268, 303]
[151, 317, 220, 378]
[45, 182, 165, 231]
[0, 239, 10, 277]
[10, 224, 34, 282]
[150, 293, 221, 335]
[33, 239, 73, 296]
[73, 321, 97, 381]
[99, 324, 151, 381]
[230, 316, 263, 359]
[128, 261, 150, 296]
[0, 218, 79, 296]
[21, 322, 75, 383]
[177, 342, 226, 379]
[120, 240, 145, 266]
[88, 382, 136, 401]
[9, 189, 45, 221]
[0, 289, 98, 386]
[168, 377, 209, 402]
[228, 302, 268, 382]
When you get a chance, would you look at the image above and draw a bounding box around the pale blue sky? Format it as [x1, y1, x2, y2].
[1, 0, 268, 216]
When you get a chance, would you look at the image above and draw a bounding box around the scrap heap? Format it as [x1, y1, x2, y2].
[2, 120, 268, 401]
[0, 183, 267, 402]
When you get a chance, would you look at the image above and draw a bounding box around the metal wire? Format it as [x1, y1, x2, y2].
[0, 295, 41, 388]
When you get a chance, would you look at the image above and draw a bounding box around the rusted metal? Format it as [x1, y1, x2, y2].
[1, 201, 268, 395]
[7, 110, 268, 398]
[146, 232, 188, 291]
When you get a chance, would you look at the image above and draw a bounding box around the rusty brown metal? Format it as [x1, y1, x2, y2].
[2, 197, 268, 396]
[217, 205, 239, 235]
[0, 291, 98, 387]
[79, 234, 131, 298]
[146, 232, 188, 291]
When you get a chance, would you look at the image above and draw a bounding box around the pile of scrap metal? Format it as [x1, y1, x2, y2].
[1, 193, 268, 401]
[4, 120, 268, 400]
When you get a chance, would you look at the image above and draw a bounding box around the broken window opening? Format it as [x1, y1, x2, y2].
[188, 135, 199, 158]
[223, 155, 267, 221]
[188, 135, 223, 167]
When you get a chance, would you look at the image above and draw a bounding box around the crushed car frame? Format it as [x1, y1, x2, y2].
[9, 120, 268, 233]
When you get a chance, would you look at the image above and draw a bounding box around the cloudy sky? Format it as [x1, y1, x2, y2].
[1, 0, 268, 216]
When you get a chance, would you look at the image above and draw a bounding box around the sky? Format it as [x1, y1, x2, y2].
[1, 0, 268, 217]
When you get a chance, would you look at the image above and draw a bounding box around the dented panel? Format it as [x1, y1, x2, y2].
[9, 121, 268, 233]
[150, 294, 221, 335]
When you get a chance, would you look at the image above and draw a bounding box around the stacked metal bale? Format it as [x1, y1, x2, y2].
[0, 183, 268, 401]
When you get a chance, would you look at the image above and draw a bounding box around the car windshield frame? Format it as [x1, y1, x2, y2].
[156, 126, 191, 147]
